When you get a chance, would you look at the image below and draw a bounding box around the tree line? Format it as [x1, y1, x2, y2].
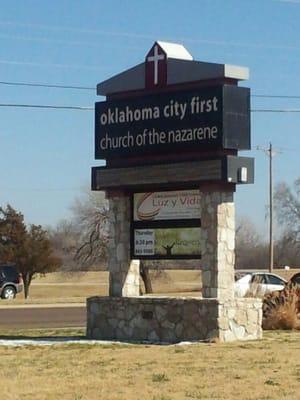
[236, 178, 300, 270]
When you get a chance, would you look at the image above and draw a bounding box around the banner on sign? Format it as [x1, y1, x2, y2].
[133, 190, 201, 221]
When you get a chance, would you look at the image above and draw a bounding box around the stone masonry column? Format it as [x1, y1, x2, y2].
[201, 191, 235, 299]
[107, 191, 140, 297]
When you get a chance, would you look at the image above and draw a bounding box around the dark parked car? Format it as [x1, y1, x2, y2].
[0, 264, 23, 299]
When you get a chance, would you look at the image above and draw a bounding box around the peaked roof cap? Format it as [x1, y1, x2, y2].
[155, 41, 193, 61]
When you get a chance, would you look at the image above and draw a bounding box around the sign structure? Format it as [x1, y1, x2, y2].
[95, 85, 250, 160]
[132, 190, 201, 260]
[93, 41, 253, 261]
[133, 190, 201, 221]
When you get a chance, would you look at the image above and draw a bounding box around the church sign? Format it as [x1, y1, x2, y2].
[95, 85, 250, 159]
[93, 41, 254, 261]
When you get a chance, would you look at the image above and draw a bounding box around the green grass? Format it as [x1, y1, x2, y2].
[152, 373, 170, 383]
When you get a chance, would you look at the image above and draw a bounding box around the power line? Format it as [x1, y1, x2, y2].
[1, 20, 300, 52]
[2, 188, 83, 192]
[0, 103, 93, 110]
[252, 94, 300, 99]
[267, 146, 299, 152]
[0, 81, 95, 91]
[251, 109, 300, 113]
[1, 103, 300, 113]
[255, 145, 295, 152]
[0, 104, 300, 112]
[2, 80, 300, 100]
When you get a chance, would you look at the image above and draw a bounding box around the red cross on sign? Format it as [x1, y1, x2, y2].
[145, 44, 167, 89]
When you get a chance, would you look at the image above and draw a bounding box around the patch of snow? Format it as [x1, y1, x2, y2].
[0, 338, 204, 347]
[0, 339, 128, 347]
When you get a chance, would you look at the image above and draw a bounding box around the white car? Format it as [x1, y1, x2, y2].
[234, 272, 287, 297]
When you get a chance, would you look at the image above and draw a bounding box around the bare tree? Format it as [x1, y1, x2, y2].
[50, 188, 157, 292]
[140, 260, 153, 294]
[235, 217, 268, 270]
[49, 190, 108, 271]
[48, 219, 80, 271]
[72, 190, 109, 269]
[274, 179, 300, 237]
[274, 231, 300, 268]
[273, 179, 300, 266]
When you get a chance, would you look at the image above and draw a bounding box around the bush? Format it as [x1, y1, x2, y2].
[262, 284, 300, 330]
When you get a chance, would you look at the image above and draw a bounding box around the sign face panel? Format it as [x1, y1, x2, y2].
[95, 85, 250, 160]
[134, 227, 201, 258]
[133, 190, 201, 221]
[132, 189, 202, 259]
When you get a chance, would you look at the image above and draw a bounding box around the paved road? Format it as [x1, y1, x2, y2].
[0, 305, 86, 329]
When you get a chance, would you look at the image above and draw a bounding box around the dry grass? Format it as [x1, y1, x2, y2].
[32, 271, 108, 284]
[28, 283, 107, 300]
[0, 329, 299, 400]
[32, 270, 201, 291]
[4, 268, 300, 305]
[4, 270, 202, 305]
[263, 300, 300, 330]
[1, 272, 109, 305]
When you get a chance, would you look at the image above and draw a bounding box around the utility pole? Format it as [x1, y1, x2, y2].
[257, 143, 279, 273]
[268, 142, 274, 273]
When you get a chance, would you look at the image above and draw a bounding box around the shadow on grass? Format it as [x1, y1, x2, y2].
[0, 327, 87, 343]
[0, 335, 86, 341]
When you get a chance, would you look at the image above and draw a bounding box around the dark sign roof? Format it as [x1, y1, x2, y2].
[97, 41, 249, 96]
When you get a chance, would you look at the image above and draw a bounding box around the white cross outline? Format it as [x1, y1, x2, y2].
[147, 45, 165, 85]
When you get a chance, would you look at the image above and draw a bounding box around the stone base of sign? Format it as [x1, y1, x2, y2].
[108, 194, 140, 297]
[86, 296, 262, 343]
